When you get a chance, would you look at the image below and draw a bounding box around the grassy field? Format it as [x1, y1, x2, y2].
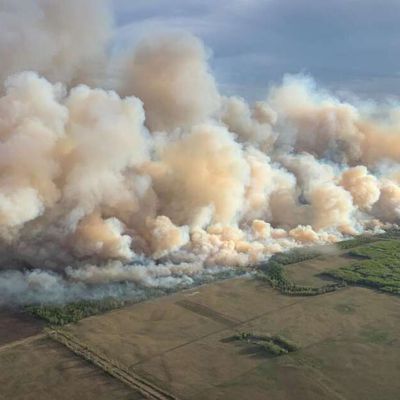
[0, 335, 144, 400]
[0, 308, 45, 346]
[53, 275, 400, 400]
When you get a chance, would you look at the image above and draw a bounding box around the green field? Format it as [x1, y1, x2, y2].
[328, 239, 400, 295]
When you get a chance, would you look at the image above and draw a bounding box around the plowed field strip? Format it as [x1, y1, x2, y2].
[47, 329, 179, 400]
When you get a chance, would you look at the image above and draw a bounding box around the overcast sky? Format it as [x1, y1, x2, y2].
[111, 0, 400, 101]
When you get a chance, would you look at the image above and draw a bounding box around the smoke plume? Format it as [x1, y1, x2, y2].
[0, 1, 399, 304]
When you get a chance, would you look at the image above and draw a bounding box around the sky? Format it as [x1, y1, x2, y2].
[111, 0, 400, 101]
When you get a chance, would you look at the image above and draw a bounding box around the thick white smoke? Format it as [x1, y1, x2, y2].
[121, 32, 221, 132]
[0, 0, 112, 87]
[0, 1, 399, 305]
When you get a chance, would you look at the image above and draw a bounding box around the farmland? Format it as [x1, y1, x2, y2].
[51, 277, 399, 400]
[0, 335, 144, 400]
[1, 233, 400, 399]
[0, 308, 44, 346]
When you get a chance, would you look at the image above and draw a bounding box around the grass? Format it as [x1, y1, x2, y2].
[53, 272, 400, 400]
[359, 328, 391, 345]
[327, 239, 400, 295]
[334, 303, 355, 314]
[47, 329, 176, 400]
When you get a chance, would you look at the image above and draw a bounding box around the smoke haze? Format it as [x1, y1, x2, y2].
[0, 0, 399, 304]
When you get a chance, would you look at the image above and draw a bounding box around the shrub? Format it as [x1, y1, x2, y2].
[231, 331, 298, 357]
[257, 257, 345, 297]
[261, 341, 288, 356]
[271, 335, 299, 352]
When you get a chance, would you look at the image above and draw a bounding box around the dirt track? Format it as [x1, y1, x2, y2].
[47, 329, 179, 400]
[0, 332, 45, 353]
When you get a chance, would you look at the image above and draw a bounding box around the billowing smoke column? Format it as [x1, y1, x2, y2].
[0, 0, 399, 304]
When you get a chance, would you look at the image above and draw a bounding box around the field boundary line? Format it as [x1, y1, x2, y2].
[175, 299, 241, 326]
[289, 354, 349, 400]
[129, 298, 310, 368]
[0, 333, 46, 353]
[47, 329, 179, 400]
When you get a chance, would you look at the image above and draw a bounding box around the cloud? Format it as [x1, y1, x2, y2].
[111, 0, 400, 100]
